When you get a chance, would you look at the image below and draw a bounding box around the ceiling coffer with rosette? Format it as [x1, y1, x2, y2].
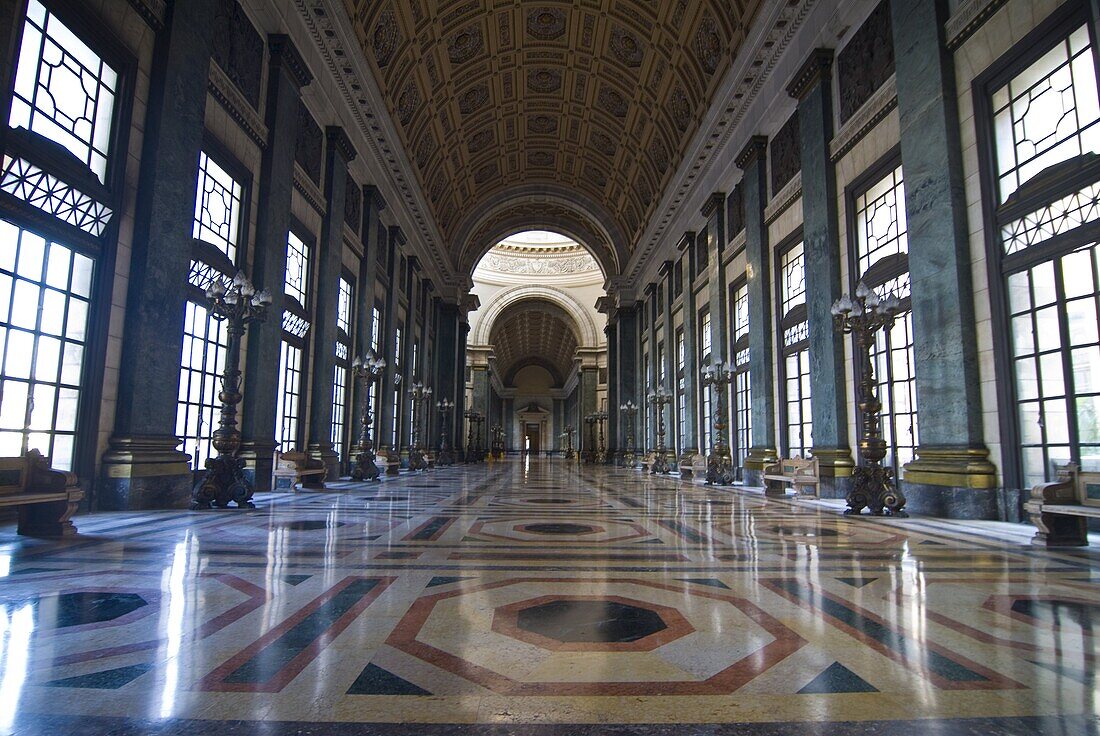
[343, 0, 761, 269]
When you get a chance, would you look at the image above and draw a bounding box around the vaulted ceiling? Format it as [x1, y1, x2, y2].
[344, 0, 762, 273]
[489, 299, 579, 386]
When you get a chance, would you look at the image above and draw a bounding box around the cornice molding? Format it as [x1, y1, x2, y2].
[207, 63, 267, 151]
[294, 165, 326, 217]
[126, 0, 165, 30]
[626, 0, 820, 288]
[946, 0, 1011, 51]
[700, 192, 726, 220]
[829, 75, 897, 163]
[325, 126, 357, 163]
[764, 171, 802, 225]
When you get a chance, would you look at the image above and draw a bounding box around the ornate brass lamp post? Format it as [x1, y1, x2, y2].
[491, 425, 505, 459]
[463, 409, 476, 463]
[191, 272, 272, 510]
[833, 282, 906, 516]
[436, 398, 455, 466]
[350, 352, 385, 481]
[561, 426, 575, 459]
[595, 410, 608, 463]
[701, 362, 736, 486]
[619, 401, 638, 468]
[647, 386, 673, 474]
[407, 382, 432, 471]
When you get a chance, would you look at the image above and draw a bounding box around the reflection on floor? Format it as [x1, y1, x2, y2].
[1, 458, 1099, 735]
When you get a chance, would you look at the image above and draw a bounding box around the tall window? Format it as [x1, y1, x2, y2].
[676, 327, 685, 452]
[700, 309, 712, 452]
[178, 149, 243, 471]
[9, 0, 117, 184]
[0, 223, 93, 468]
[731, 280, 751, 468]
[0, 2, 122, 471]
[779, 240, 811, 458]
[981, 9, 1100, 488]
[371, 305, 381, 353]
[853, 162, 917, 475]
[276, 230, 311, 450]
[332, 276, 353, 462]
[391, 326, 402, 447]
[643, 347, 651, 448]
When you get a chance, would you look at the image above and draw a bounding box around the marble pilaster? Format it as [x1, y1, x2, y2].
[377, 227, 403, 459]
[238, 35, 312, 491]
[100, 0, 221, 510]
[891, 0, 997, 515]
[737, 138, 779, 485]
[306, 127, 356, 480]
[677, 234, 700, 476]
[788, 50, 854, 498]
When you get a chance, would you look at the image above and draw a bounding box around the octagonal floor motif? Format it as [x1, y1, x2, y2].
[0, 458, 1098, 735]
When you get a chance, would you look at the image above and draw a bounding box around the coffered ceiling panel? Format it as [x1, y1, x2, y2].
[489, 299, 579, 385]
[343, 0, 761, 270]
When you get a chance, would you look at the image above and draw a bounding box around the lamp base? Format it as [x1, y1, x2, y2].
[191, 454, 255, 510]
[845, 464, 907, 517]
[351, 444, 381, 482]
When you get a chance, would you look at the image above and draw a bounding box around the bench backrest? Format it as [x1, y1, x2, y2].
[1049, 462, 1100, 507]
[0, 456, 28, 497]
[0, 450, 75, 497]
[780, 458, 818, 476]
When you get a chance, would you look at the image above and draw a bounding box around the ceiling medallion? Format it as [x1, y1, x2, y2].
[396, 81, 420, 125]
[474, 162, 499, 184]
[458, 83, 490, 116]
[527, 7, 567, 41]
[669, 84, 691, 132]
[528, 68, 563, 94]
[448, 23, 484, 64]
[610, 25, 644, 67]
[371, 8, 399, 67]
[590, 131, 616, 157]
[528, 151, 555, 167]
[693, 12, 723, 76]
[597, 85, 628, 118]
[528, 115, 558, 134]
[468, 128, 495, 154]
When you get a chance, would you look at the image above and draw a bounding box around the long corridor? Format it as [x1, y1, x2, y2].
[0, 460, 1097, 735]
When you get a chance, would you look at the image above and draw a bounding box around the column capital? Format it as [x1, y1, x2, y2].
[658, 259, 674, 277]
[735, 136, 769, 169]
[786, 48, 835, 101]
[268, 35, 313, 89]
[700, 192, 725, 219]
[325, 126, 357, 163]
[389, 225, 407, 247]
[676, 231, 696, 252]
[363, 185, 388, 211]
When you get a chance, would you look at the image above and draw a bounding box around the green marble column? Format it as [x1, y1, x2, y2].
[377, 227, 402, 463]
[605, 321, 618, 460]
[100, 0, 221, 510]
[615, 306, 639, 452]
[661, 261, 676, 459]
[644, 283, 658, 450]
[677, 234, 700, 476]
[891, 0, 997, 517]
[353, 187, 386, 455]
[788, 50, 854, 497]
[737, 137, 779, 485]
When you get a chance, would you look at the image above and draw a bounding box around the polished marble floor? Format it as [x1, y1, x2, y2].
[1, 458, 1099, 735]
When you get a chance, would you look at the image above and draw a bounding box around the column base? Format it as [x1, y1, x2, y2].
[99, 435, 192, 511]
[811, 446, 855, 499]
[899, 445, 1007, 519]
[239, 441, 277, 492]
[743, 446, 779, 487]
[307, 442, 340, 485]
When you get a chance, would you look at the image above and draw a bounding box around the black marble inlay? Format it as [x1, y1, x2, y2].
[5, 592, 148, 629]
[524, 523, 596, 535]
[525, 498, 573, 504]
[370, 497, 409, 502]
[678, 578, 731, 590]
[281, 520, 347, 531]
[798, 662, 878, 694]
[1012, 599, 1099, 629]
[427, 576, 473, 588]
[517, 600, 667, 643]
[44, 663, 153, 690]
[347, 663, 430, 695]
[770, 526, 840, 538]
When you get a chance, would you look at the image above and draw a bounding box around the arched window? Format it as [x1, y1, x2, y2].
[777, 237, 812, 458]
[276, 228, 311, 450]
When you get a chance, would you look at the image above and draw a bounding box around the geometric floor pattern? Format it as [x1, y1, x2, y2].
[1, 458, 1099, 735]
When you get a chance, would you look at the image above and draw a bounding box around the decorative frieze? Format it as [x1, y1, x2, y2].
[829, 75, 897, 163]
[837, 0, 894, 125]
[207, 63, 267, 151]
[946, 0, 1011, 51]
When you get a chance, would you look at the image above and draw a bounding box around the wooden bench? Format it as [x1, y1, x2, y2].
[1026, 462, 1100, 546]
[0, 450, 83, 536]
[273, 450, 326, 491]
[763, 457, 820, 497]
